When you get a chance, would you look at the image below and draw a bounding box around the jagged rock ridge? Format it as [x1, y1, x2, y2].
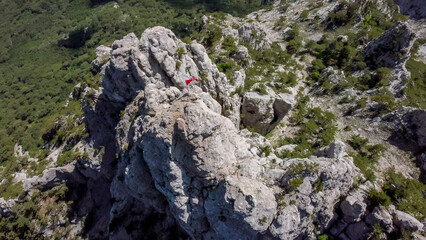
[83, 26, 361, 239]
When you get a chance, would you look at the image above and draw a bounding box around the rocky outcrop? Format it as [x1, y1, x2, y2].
[91, 45, 112, 72]
[0, 198, 16, 217]
[365, 207, 394, 233]
[363, 22, 416, 95]
[364, 22, 415, 70]
[238, 22, 271, 50]
[83, 27, 362, 239]
[314, 141, 346, 159]
[340, 192, 368, 223]
[383, 107, 426, 153]
[242, 84, 295, 135]
[234, 45, 253, 67]
[91, 27, 242, 127]
[394, 0, 426, 19]
[320, 66, 345, 84]
[392, 210, 424, 232]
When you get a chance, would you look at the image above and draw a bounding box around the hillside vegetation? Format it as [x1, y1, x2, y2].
[0, 0, 262, 163]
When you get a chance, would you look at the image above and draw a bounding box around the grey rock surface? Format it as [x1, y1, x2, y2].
[238, 22, 271, 50]
[394, 0, 426, 19]
[363, 22, 416, 95]
[242, 85, 295, 135]
[392, 210, 424, 232]
[345, 221, 369, 240]
[95, 27, 360, 239]
[384, 107, 426, 147]
[340, 192, 367, 223]
[365, 207, 394, 233]
[364, 22, 415, 70]
[92, 45, 112, 72]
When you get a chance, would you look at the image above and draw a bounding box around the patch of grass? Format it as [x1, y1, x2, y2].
[0, 183, 73, 239]
[259, 145, 271, 157]
[300, 10, 309, 20]
[253, 83, 268, 95]
[368, 189, 391, 208]
[318, 234, 328, 240]
[314, 179, 323, 193]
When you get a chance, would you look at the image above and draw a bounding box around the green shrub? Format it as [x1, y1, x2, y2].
[368, 189, 391, 208]
[318, 234, 328, 240]
[0, 180, 24, 200]
[286, 24, 300, 41]
[202, 24, 223, 48]
[260, 145, 271, 157]
[348, 135, 368, 151]
[254, 83, 268, 95]
[314, 179, 323, 193]
[370, 224, 385, 240]
[217, 59, 240, 79]
[289, 178, 304, 190]
[404, 50, 426, 109]
[327, 1, 360, 27]
[287, 37, 302, 55]
[300, 10, 309, 20]
[56, 150, 81, 166]
[222, 35, 237, 55]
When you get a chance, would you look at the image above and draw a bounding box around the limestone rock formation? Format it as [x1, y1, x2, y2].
[340, 192, 368, 223]
[92, 45, 112, 72]
[363, 22, 416, 95]
[364, 22, 415, 70]
[365, 207, 394, 233]
[320, 66, 345, 84]
[242, 84, 295, 135]
[238, 22, 271, 50]
[80, 27, 362, 239]
[383, 107, 426, 148]
[392, 210, 424, 232]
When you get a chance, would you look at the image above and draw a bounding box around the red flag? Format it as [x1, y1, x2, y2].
[185, 78, 198, 85]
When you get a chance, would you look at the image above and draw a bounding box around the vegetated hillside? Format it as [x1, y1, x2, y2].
[0, 0, 262, 163]
[0, 0, 425, 239]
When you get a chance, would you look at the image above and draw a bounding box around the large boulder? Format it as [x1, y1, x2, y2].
[365, 207, 394, 233]
[238, 22, 271, 50]
[91, 27, 242, 127]
[314, 141, 346, 159]
[92, 45, 112, 72]
[345, 221, 370, 240]
[363, 22, 416, 95]
[383, 107, 426, 148]
[242, 85, 295, 135]
[392, 210, 424, 232]
[340, 192, 368, 223]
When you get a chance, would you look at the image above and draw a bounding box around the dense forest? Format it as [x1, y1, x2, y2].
[0, 0, 263, 163]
